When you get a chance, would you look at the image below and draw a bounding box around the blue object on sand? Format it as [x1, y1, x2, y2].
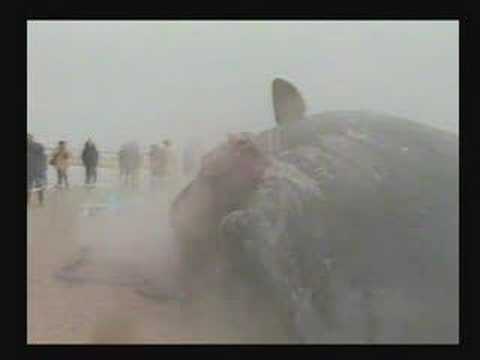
[104, 192, 124, 214]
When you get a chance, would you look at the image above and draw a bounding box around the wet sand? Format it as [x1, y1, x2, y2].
[27, 181, 291, 344]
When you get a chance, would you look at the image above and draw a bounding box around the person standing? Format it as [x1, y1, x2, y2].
[122, 141, 142, 188]
[162, 139, 177, 180]
[81, 138, 99, 186]
[50, 140, 72, 189]
[27, 134, 47, 206]
[149, 144, 165, 190]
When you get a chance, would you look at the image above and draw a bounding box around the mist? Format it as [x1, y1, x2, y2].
[27, 20, 458, 151]
[27, 21, 458, 344]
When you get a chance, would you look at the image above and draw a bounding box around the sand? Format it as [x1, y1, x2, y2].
[27, 180, 291, 344]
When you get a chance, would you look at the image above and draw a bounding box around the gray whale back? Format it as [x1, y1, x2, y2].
[253, 110, 458, 289]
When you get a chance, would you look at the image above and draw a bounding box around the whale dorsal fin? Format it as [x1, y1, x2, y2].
[272, 78, 307, 125]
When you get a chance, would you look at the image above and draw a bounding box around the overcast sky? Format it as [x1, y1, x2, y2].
[27, 20, 458, 151]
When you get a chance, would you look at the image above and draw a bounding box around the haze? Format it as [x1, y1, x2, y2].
[27, 20, 458, 151]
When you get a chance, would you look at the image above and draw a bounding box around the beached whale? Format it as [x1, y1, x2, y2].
[169, 78, 459, 343]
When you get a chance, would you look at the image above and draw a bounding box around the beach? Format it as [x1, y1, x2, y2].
[27, 175, 291, 344]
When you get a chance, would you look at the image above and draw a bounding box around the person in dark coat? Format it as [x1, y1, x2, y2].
[81, 138, 99, 185]
[27, 134, 47, 206]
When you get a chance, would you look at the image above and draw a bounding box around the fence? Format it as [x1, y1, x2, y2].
[43, 132, 280, 171]
[44, 148, 153, 170]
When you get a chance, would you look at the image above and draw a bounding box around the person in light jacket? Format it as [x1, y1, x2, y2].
[50, 140, 72, 189]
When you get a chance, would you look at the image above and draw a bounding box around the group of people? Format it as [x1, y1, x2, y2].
[28, 133, 204, 206]
[118, 139, 202, 190]
[48, 138, 100, 189]
[27, 135, 99, 206]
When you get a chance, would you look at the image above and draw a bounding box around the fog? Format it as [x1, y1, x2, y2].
[27, 21, 458, 344]
[27, 21, 458, 151]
